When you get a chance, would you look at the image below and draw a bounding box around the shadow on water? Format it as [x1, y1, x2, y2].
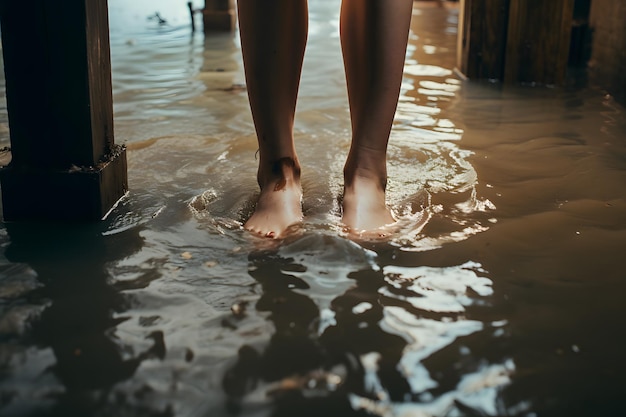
[0, 222, 167, 417]
[222, 243, 408, 417]
[207, 232, 513, 417]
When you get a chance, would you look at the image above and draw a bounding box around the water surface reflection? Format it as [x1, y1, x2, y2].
[0, 223, 166, 416]
[220, 235, 509, 417]
[0, 1, 624, 416]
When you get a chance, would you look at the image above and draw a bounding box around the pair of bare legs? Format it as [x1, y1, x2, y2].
[238, 0, 413, 238]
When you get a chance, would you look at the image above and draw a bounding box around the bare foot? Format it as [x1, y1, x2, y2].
[245, 157, 303, 238]
[342, 174, 396, 234]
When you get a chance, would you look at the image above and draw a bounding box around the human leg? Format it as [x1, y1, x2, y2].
[339, 0, 413, 232]
[237, 0, 308, 238]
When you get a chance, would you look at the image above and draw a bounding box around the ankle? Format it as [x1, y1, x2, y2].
[258, 156, 301, 189]
[344, 149, 387, 191]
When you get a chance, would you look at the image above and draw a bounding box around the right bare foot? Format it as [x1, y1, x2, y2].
[342, 147, 396, 235]
[244, 157, 303, 239]
[342, 174, 396, 234]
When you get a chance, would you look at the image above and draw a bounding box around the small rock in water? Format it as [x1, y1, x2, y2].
[231, 301, 248, 317]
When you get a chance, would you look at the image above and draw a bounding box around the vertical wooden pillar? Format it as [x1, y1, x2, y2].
[457, 0, 575, 85]
[505, 0, 575, 85]
[203, 0, 236, 32]
[457, 0, 510, 81]
[588, 0, 626, 104]
[0, 0, 128, 221]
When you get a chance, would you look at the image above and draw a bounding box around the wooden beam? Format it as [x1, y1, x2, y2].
[457, 0, 510, 81]
[0, 0, 127, 221]
[457, 0, 575, 85]
[504, 0, 575, 85]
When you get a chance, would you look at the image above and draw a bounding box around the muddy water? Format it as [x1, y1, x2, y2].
[0, 1, 625, 416]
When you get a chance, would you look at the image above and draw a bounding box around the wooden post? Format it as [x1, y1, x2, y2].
[203, 0, 236, 32]
[0, 0, 128, 221]
[457, 0, 575, 85]
[588, 0, 626, 104]
[505, 0, 575, 85]
[188, 2, 196, 32]
[457, 0, 510, 81]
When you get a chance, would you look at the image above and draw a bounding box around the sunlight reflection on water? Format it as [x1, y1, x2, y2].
[0, 1, 502, 415]
[2, 1, 626, 416]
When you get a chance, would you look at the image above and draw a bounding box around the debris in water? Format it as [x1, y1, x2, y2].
[231, 301, 248, 317]
[148, 12, 167, 25]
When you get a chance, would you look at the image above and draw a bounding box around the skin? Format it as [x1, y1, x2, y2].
[237, 0, 413, 238]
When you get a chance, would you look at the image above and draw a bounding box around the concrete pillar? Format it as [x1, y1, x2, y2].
[0, 0, 128, 221]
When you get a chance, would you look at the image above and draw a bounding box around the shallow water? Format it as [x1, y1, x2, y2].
[0, 1, 625, 416]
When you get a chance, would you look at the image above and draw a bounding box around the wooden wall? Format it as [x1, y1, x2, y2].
[588, 0, 626, 104]
[457, 0, 575, 86]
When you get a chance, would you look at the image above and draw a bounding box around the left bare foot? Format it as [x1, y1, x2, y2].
[245, 157, 303, 238]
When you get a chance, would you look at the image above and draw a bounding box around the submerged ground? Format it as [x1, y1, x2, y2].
[0, 1, 625, 416]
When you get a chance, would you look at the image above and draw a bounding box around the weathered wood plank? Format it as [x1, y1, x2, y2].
[457, 0, 575, 85]
[0, 150, 127, 221]
[457, 0, 510, 81]
[504, 0, 575, 85]
[0, 0, 127, 221]
[1, 0, 108, 169]
[85, 0, 115, 165]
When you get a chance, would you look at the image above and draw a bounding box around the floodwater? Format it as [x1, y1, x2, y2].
[1, 1, 625, 416]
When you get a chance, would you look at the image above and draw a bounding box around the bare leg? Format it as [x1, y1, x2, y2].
[237, 0, 308, 238]
[340, 0, 413, 232]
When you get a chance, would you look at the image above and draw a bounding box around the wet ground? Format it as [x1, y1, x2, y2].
[0, 1, 625, 416]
